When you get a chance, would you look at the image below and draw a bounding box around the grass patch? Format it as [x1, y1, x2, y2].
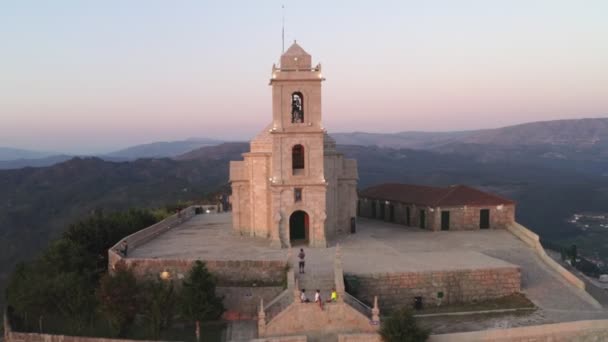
[415, 293, 535, 315]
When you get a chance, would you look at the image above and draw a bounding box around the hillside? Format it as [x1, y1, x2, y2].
[0, 147, 56, 161]
[332, 118, 608, 164]
[104, 138, 223, 160]
[0, 148, 238, 301]
[0, 154, 73, 170]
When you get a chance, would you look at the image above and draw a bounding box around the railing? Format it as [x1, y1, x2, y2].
[264, 290, 293, 322]
[263, 269, 296, 323]
[343, 292, 372, 319]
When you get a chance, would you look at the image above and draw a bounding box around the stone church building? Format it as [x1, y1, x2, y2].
[229, 42, 358, 248]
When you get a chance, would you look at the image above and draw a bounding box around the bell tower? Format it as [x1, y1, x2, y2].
[268, 41, 328, 247]
[229, 41, 358, 249]
[270, 41, 324, 131]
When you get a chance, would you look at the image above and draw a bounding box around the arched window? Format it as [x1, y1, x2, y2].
[291, 92, 304, 123]
[292, 144, 304, 173]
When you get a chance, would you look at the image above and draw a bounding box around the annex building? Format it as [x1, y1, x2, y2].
[358, 183, 516, 231]
[229, 42, 358, 248]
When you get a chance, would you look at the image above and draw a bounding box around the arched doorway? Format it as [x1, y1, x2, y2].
[289, 210, 309, 245]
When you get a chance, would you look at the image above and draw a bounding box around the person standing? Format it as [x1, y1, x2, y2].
[298, 248, 306, 274]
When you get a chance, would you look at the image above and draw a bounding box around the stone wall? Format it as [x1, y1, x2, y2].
[428, 319, 608, 342]
[507, 222, 587, 292]
[111, 206, 196, 254]
[337, 334, 381, 342]
[248, 337, 307, 342]
[337, 319, 608, 341]
[358, 198, 515, 231]
[107, 206, 197, 272]
[117, 258, 287, 286]
[346, 267, 521, 312]
[4, 313, 164, 342]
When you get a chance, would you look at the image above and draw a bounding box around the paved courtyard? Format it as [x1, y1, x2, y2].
[128, 212, 608, 333]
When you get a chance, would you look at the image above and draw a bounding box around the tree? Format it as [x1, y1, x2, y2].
[379, 308, 430, 342]
[139, 279, 176, 339]
[178, 261, 224, 341]
[6, 262, 53, 330]
[97, 264, 139, 336]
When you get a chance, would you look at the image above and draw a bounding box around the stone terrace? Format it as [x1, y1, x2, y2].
[126, 213, 608, 333]
[129, 213, 288, 261]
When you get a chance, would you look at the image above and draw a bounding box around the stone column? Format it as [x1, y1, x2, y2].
[311, 210, 327, 248]
[257, 298, 266, 337]
[271, 211, 282, 248]
[293, 278, 301, 303]
[334, 244, 345, 302]
[372, 296, 380, 324]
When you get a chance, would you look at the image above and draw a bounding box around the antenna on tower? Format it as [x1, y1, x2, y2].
[281, 4, 285, 53]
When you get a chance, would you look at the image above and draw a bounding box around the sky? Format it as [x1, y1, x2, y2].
[1, 1, 608, 154]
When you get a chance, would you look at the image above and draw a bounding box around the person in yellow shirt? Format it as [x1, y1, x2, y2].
[330, 287, 338, 302]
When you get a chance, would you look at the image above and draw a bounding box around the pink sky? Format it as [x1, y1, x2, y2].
[1, 1, 607, 153]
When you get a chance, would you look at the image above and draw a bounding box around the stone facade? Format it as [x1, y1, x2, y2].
[359, 199, 515, 231]
[345, 267, 521, 312]
[230, 42, 358, 248]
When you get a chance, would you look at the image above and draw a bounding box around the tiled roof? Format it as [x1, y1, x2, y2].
[360, 183, 515, 207]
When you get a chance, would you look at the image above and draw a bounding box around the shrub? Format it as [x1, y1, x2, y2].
[379, 308, 430, 342]
[97, 264, 139, 336]
[139, 279, 176, 339]
[179, 261, 224, 341]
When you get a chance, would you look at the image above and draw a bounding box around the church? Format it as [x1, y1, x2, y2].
[229, 42, 358, 248]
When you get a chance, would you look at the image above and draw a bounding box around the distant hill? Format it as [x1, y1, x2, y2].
[104, 138, 224, 160]
[0, 155, 73, 170]
[331, 131, 474, 149]
[0, 147, 57, 161]
[332, 118, 608, 150]
[332, 118, 608, 170]
[0, 138, 226, 170]
[176, 142, 248, 161]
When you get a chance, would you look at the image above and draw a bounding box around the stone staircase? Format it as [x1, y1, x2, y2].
[292, 247, 336, 302]
[255, 246, 380, 339]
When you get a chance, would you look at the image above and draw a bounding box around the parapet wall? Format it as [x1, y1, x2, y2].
[4, 313, 164, 342]
[507, 222, 586, 291]
[248, 337, 307, 342]
[338, 319, 608, 341]
[108, 206, 197, 272]
[346, 267, 520, 312]
[119, 258, 287, 286]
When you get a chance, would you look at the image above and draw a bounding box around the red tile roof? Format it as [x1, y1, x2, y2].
[360, 183, 515, 207]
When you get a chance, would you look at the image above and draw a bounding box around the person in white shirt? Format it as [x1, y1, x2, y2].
[314, 289, 323, 310]
[300, 289, 310, 303]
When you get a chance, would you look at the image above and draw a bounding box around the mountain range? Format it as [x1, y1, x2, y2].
[2, 118, 607, 170]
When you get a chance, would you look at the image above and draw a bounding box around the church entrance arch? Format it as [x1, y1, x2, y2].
[289, 210, 309, 245]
